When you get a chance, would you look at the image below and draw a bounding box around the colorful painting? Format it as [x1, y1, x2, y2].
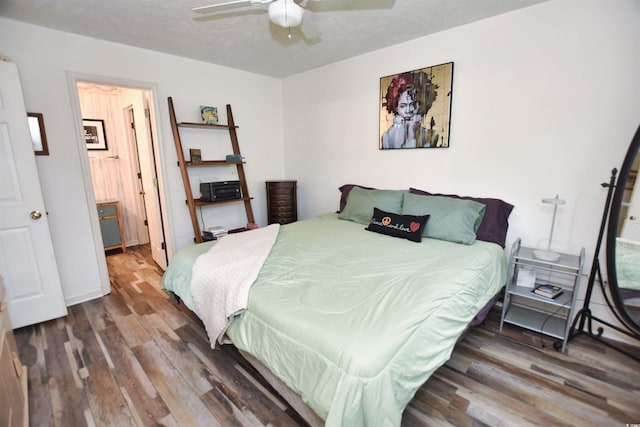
[200, 106, 218, 124]
[379, 62, 454, 150]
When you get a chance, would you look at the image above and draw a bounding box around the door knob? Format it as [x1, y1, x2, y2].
[30, 210, 42, 220]
[631, 215, 637, 221]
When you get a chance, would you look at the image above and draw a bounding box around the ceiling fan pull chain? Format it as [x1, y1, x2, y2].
[285, 0, 289, 25]
[285, 1, 290, 39]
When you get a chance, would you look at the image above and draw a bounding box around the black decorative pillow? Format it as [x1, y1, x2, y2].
[366, 208, 429, 242]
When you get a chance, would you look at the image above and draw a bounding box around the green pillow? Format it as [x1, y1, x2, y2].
[338, 187, 404, 225]
[401, 193, 486, 244]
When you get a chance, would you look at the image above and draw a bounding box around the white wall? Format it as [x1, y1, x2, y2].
[282, 0, 640, 341]
[0, 18, 284, 305]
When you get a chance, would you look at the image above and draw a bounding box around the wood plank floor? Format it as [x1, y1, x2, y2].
[14, 245, 640, 426]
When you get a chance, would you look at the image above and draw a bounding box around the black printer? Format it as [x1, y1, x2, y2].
[199, 180, 241, 201]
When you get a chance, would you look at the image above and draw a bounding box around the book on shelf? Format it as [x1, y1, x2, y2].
[532, 284, 563, 299]
[189, 148, 202, 163]
[207, 225, 228, 238]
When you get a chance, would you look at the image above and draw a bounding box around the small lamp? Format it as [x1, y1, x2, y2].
[533, 195, 566, 262]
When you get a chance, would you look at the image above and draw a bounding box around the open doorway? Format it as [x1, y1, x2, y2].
[76, 81, 168, 271]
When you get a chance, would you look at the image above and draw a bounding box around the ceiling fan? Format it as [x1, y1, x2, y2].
[193, 0, 308, 29]
[193, 0, 394, 40]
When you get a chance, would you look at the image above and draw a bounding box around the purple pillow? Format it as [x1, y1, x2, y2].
[409, 187, 513, 248]
[338, 184, 375, 212]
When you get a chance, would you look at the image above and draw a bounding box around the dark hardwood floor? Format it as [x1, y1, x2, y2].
[14, 245, 640, 426]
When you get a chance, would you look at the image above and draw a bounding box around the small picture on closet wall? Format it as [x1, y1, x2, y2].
[28, 112, 49, 155]
[83, 118, 108, 150]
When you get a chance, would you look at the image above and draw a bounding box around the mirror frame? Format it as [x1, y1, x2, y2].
[27, 112, 49, 156]
[606, 123, 640, 336]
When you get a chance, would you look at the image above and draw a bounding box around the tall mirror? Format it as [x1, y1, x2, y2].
[570, 124, 640, 361]
[606, 123, 640, 337]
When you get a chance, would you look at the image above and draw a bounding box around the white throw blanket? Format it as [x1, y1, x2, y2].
[191, 224, 280, 346]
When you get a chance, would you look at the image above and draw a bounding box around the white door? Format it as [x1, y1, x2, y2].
[126, 93, 167, 270]
[0, 61, 67, 328]
[125, 106, 150, 245]
[142, 97, 167, 269]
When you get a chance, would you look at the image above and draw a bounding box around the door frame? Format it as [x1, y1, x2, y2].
[66, 71, 174, 293]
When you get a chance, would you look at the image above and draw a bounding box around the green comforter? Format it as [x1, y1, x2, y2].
[163, 213, 507, 426]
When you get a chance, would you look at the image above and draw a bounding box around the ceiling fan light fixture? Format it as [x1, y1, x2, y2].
[269, 0, 303, 28]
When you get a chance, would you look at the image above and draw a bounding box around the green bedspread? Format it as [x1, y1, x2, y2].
[163, 213, 507, 426]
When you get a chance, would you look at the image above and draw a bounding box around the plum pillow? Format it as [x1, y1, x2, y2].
[366, 208, 429, 242]
[409, 187, 513, 247]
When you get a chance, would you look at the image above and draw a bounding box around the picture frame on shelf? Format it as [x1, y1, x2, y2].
[27, 112, 49, 155]
[83, 119, 108, 151]
[200, 106, 218, 124]
[190, 148, 202, 163]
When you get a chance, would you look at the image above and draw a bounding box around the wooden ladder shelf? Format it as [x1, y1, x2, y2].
[168, 96, 255, 243]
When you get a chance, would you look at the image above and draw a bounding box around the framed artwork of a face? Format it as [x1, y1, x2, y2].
[379, 62, 454, 150]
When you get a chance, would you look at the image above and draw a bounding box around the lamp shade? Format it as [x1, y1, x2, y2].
[542, 196, 566, 206]
[533, 195, 566, 261]
[269, 0, 303, 28]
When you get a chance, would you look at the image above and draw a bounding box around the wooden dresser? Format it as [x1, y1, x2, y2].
[0, 276, 28, 427]
[266, 180, 297, 225]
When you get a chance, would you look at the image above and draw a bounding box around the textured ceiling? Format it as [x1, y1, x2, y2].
[0, 0, 545, 78]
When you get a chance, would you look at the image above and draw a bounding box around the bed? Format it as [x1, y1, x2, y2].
[162, 186, 513, 426]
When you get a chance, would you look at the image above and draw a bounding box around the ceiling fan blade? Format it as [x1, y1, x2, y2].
[192, 0, 273, 14]
[193, 8, 268, 23]
[304, 0, 395, 12]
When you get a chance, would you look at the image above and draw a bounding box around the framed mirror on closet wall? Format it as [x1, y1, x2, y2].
[27, 112, 49, 155]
